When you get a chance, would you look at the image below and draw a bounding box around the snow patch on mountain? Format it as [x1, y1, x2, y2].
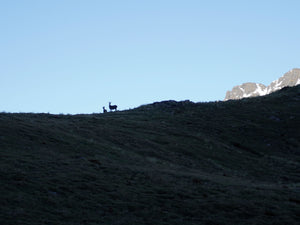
[255, 83, 268, 96]
[225, 68, 300, 101]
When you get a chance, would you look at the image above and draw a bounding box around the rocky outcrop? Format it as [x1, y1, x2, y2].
[225, 68, 300, 100]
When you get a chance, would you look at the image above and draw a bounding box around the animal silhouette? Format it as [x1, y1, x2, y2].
[109, 102, 117, 111]
[103, 107, 107, 113]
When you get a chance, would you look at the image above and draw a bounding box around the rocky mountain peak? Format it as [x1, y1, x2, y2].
[225, 68, 300, 101]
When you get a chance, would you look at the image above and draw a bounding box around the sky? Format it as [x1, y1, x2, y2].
[0, 0, 299, 114]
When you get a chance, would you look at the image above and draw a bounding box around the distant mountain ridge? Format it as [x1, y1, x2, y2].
[225, 68, 300, 100]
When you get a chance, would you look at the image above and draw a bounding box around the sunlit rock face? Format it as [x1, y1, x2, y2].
[225, 68, 300, 101]
[225, 83, 267, 100]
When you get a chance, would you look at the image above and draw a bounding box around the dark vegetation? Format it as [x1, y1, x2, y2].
[1, 86, 300, 225]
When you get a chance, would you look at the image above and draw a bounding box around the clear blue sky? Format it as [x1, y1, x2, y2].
[0, 0, 299, 114]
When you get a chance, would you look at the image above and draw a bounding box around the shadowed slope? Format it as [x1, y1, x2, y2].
[1, 86, 300, 225]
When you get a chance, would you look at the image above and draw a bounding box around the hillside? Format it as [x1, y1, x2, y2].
[1, 86, 300, 225]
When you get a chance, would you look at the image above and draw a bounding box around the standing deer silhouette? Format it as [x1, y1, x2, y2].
[109, 102, 117, 111]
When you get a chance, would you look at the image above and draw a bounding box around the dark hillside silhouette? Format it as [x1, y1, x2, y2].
[0, 86, 299, 225]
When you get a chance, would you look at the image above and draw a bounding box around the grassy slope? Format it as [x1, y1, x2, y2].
[0, 86, 300, 225]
